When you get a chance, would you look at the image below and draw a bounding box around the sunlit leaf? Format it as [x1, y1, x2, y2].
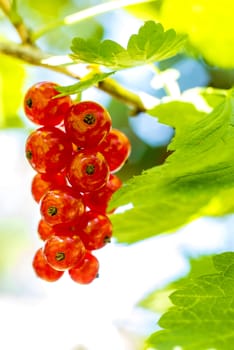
[71, 21, 186, 69]
[146, 252, 234, 350]
[110, 90, 234, 243]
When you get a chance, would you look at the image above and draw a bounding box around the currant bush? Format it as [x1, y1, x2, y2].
[24, 81, 131, 284]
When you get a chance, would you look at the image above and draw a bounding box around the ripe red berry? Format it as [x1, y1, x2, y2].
[32, 247, 64, 282]
[31, 172, 67, 203]
[24, 81, 72, 126]
[25, 126, 72, 174]
[40, 187, 84, 225]
[68, 251, 99, 284]
[43, 235, 86, 271]
[79, 211, 112, 250]
[83, 174, 122, 213]
[98, 128, 131, 172]
[23, 81, 127, 284]
[64, 101, 112, 148]
[52, 220, 81, 237]
[37, 219, 55, 241]
[67, 151, 110, 192]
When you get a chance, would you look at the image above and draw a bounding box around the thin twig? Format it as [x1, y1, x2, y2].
[0, 0, 10, 14]
[0, 0, 32, 44]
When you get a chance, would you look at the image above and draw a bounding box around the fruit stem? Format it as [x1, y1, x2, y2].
[55, 252, 65, 261]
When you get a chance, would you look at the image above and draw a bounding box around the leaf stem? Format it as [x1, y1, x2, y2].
[98, 77, 146, 114]
[0, 40, 146, 113]
[31, 0, 156, 41]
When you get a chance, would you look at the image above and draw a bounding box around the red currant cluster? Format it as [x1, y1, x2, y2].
[24, 81, 131, 284]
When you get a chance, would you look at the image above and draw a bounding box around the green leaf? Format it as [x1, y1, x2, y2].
[146, 252, 234, 350]
[110, 90, 234, 243]
[70, 21, 186, 69]
[55, 71, 115, 97]
[139, 255, 216, 314]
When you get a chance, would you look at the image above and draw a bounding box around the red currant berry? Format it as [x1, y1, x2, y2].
[83, 174, 122, 213]
[32, 247, 64, 282]
[52, 220, 81, 237]
[99, 129, 131, 173]
[79, 211, 112, 250]
[24, 81, 72, 126]
[37, 219, 55, 241]
[67, 151, 110, 192]
[25, 126, 72, 174]
[64, 101, 112, 148]
[68, 251, 99, 284]
[98, 128, 131, 172]
[40, 187, 84, 225]
[31, 172, 67, 203]
[43, 235, 86, 271]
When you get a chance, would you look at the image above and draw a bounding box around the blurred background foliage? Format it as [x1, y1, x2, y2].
[128, 0, 234, 69]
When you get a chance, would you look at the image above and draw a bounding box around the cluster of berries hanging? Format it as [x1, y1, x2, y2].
[24, 81, 131, 284]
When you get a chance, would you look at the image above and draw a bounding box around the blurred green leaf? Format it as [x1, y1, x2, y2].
[18, 0, 104, 53]
[18, 0, 67, 26]
[40, 19, 104, 55]
[110, 90, 234, 243]
[71, 21, 186, 69]
[128, 0, 234, 69]
[0, 219, 28, 274]
[160, 0, 234, 68]
[146, 252, 234, 350]
[125, 0, 162, 21]
[0, 54, 26, 128]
